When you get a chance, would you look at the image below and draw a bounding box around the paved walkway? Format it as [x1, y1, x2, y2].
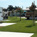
[18, 17, 26, 18]
[0, 31, 34, 37]
[35, 21, 37, 23]
[3, 20, 10, 21]
[0, 23, 16, 26]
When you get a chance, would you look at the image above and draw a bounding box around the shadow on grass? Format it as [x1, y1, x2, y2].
[25, 25, 33, 28]
[25, 19, 37, 21]
[0, 22, 3, 24]
[25, 19, 33, 20]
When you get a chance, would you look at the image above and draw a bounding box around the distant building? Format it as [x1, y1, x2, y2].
[25, 7, 37, 19]
[3, 8, 8, 16]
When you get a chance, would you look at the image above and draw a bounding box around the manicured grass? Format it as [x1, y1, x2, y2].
[31, 33, 37, 37]
[0, 16, 37, 37]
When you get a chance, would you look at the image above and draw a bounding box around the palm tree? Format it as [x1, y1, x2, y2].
[29, 2, 36, 26]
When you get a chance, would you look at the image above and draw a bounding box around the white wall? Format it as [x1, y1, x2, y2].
[0, 7, 3, 21]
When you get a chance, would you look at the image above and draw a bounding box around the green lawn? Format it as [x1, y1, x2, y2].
[0, 16, 37, 37]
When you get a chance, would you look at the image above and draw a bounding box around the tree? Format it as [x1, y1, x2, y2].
[14, 6, 18, 10]
[12, 9, 14, 16]
[29, 2, 36, 26]
[7, 5, 14, 11]
[7, 5, 14, 16]
[18, 8, 23, 21]
[20, 9, 22, 21]
[14, 6, 18, 19]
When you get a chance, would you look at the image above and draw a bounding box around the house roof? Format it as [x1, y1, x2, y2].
[24, 8, 30, 10]
[3, 9, 7, 11]
[25, 7, 37, 10]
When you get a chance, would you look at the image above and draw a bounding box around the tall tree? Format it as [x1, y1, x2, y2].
[29, 2, 36, 26]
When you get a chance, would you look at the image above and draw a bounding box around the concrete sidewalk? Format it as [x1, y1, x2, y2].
[3, 20, 10, 21]
[18, 17, 26, 18]
[35, 21, 37, 23]
[0, 23, 16, 26]
[0, 31, 34, 37]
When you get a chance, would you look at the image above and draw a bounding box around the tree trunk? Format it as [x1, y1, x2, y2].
[33, 11, 35, 26]
[16, 12, 17, 19]
[20, 12, 21, 21]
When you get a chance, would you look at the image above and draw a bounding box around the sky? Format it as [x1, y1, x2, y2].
[0, 0, 37, 9]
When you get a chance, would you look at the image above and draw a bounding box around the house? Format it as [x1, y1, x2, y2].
[3, 8, 8, 16]
[0, 7, 3, 22]
[25, 7, 37, 19]
[3, 8, 8, 19]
